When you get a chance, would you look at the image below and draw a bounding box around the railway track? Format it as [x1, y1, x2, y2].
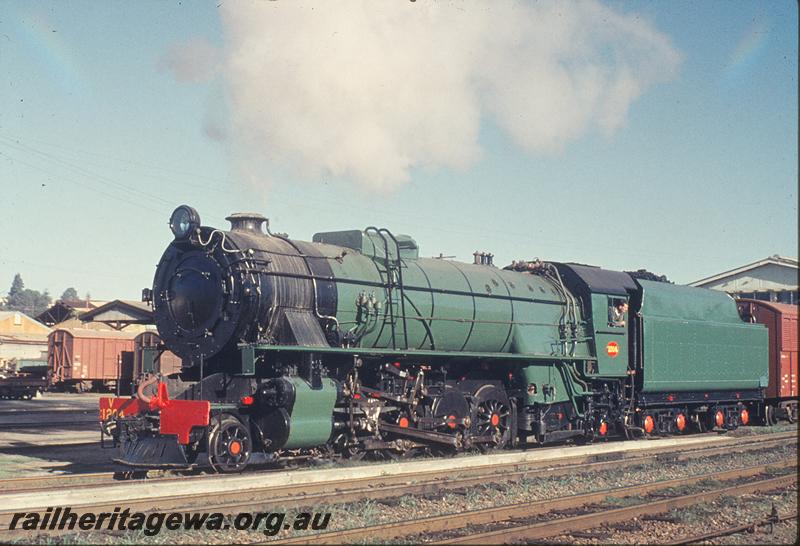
[0, 409, 98, 430]
[273, 461, 796, 544]
[0, 429, 794, 495]
[0, 437, 99, 453]
[0, 420, 98, 431]
[0, 433, 796, 493]
[662, 511, 796, 545]
[0, 430, 794, 539]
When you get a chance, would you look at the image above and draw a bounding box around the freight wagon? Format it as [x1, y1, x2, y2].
[48, 328, 137, 392]
[737, 299, 798, 424]
[0, 358, 48, 399]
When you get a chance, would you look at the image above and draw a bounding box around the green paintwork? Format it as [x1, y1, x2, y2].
[304, 236, 593, 360]
[246, 343, 587, 361]
[517, 363, 589, 410]
[142, 347, 158, 374]
[638, 280, 768, 392]
[590, 293, 629, 377]
[314, 230, 419, 260]
[284, 377, 338, 449]
[15, 359, 47, 371]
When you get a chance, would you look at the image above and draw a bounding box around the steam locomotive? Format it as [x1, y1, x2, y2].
[100, 205, 780, 472]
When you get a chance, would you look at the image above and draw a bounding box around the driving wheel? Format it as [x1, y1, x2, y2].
[470, 385, 512, 451]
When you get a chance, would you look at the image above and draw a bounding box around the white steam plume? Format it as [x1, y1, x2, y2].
[179, 1, 681, 191]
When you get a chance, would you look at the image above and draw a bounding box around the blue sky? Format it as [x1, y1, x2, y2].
[0, 1, 796, 301]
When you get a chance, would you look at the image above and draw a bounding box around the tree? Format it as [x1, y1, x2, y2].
[6, 273, 25, 309]
[3, 274, 52, 316]
[60, 287, 79, 301]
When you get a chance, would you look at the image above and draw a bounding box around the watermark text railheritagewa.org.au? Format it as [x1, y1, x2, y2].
[8, 507, 331, 537]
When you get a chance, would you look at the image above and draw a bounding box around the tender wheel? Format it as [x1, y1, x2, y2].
[208, 416, 252, 473]
[764, 405, 777, 426]
[786, 404, 797, 424]
[470, 385, 512, 451]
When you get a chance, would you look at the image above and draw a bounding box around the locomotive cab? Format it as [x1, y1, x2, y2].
[553, 263, 637, 378]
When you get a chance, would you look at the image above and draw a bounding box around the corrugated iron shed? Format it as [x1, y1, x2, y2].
[79, 300, 154, 330]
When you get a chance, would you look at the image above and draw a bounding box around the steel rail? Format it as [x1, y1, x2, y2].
[662, 512, 797, 545]
[0, 419, 98, 430]
[433, 473, 798, 544]
[0, 430, 793, 496]
[0, 410, 95, 418]
[0, 441, 98, 454]
[270, 459, 796, 544]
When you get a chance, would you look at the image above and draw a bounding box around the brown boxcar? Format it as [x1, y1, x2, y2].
[133, 331, 182, 377]
[737, 299, 798, 423]
[48, 328, 137, 391]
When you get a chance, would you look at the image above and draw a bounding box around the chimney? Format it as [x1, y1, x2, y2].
[226, 213, 269, 234]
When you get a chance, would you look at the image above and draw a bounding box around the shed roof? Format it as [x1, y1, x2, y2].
[0, 311, 50, 336]
[78, 300, 154, 329]
[0, 333, 50, 344]
[690, 255, 798, 287]
[0, 311, 48, 323]
[35, 300, 107, 326]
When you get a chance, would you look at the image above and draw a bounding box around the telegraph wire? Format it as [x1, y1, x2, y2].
[0, 130, 744, 267]
[0, 136, 175, 209]
[0, 149, 168, 215]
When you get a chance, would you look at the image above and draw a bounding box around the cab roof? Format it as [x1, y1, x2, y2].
[554, 262, 637, 296]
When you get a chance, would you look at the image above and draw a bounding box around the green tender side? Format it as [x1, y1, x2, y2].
[284, 377, 338, 449]
[638, 280, 768, 392]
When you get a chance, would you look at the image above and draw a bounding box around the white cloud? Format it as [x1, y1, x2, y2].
[169, 1, 681, 191]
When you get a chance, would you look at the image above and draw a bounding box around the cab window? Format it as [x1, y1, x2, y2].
[607, 297, 628, 328]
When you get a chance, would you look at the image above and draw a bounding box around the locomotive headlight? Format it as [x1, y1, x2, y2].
[169, 205, 201, 239]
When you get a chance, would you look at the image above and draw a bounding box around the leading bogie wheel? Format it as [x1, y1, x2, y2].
[208, 415, 252, 473]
